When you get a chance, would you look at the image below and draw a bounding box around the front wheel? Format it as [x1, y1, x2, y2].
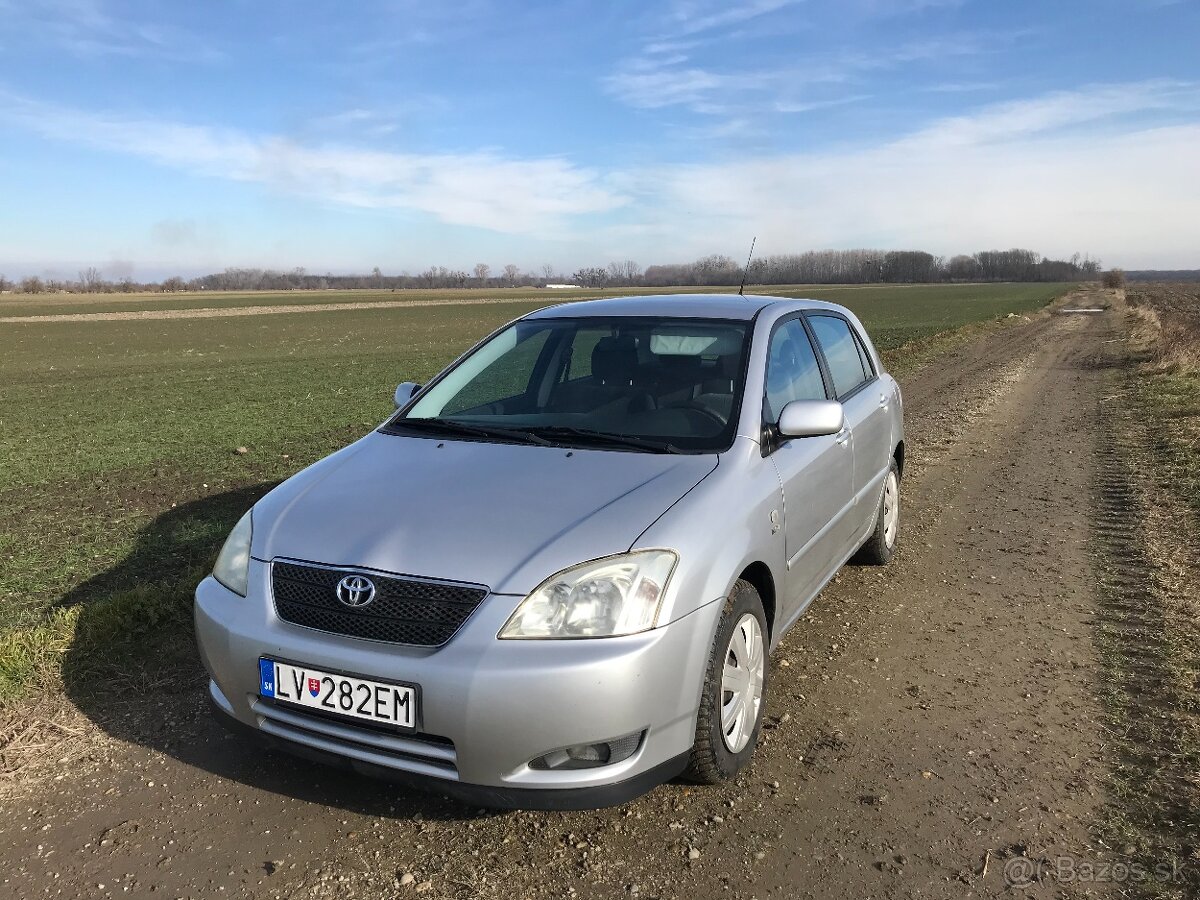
[854, 459, 900, 565]
[683, 580, 769, 784]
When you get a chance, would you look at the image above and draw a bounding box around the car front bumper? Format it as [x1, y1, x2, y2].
[194, 562, 717, 808]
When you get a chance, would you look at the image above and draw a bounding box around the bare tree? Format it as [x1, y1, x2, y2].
[78, 266, 104, 293]
[473, 263, 491, 285]
[602, 260, 640, 284]
[541, 264, 556, 282]
[572, 267, 609, 288]
[0, 274, 10, 292]
[946, 255, 979, 281]
[503, 264, 520, 287]
[161, 276, 185, 292]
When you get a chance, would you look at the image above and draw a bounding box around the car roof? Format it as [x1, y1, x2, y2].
[524, 293, 843, 321]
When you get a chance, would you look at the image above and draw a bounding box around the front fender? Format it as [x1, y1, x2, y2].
[634, 436, 786, 638]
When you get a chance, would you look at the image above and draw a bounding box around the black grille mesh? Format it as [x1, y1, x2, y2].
[272, 561, 488, 646]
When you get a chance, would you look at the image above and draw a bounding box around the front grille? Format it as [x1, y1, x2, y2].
[272, 560, 488, 646]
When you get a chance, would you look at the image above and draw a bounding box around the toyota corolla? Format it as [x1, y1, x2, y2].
[195, 293, 904, 809]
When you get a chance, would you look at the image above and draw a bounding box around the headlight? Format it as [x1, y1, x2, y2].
[212, 510, 253, 597]
[499, 550, 678, 639]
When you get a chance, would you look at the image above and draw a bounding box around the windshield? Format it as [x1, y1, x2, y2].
[388, 316, 752, 453]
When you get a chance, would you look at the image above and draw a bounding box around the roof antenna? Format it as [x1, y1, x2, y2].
[738, 236, 757, 297]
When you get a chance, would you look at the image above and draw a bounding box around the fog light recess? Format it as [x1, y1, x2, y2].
[529, 731, 644, 770]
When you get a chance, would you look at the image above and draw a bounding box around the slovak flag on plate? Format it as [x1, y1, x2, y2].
[308, 677, 321, 697]
[258, 658, 275, 697]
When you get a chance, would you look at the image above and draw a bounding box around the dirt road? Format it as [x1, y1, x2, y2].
[2, 292, 1143, 899]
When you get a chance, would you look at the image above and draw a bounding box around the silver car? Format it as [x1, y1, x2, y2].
[196, 294, 904, 809]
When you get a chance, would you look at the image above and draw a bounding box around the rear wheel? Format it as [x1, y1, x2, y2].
[684, 580, 769, 784]
[854, 459, 900, 565]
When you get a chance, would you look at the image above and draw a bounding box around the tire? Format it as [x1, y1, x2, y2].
[683, 579, 769, 784]
[853, 458, 900, 565]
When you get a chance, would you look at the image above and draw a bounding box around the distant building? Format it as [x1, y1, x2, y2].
[544, 283, 579, 289]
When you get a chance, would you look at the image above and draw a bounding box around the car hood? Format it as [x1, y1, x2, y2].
[252, 431, 718, 595]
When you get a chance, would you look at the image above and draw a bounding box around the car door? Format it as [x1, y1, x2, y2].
[762, 317, 856, 621]
[805, 313, 890, 536]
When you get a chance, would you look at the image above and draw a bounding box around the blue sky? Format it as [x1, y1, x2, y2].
[1, 0, 1198, 279]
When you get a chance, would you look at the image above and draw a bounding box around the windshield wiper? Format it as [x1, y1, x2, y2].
[392, 417, 553, 446]
[524, 425, 682, 454]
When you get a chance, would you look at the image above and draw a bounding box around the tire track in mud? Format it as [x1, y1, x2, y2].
[1089, 379, 1198, 897]
[1092, 410, 1172, 689]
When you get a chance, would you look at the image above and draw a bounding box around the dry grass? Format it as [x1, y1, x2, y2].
[1097, 283, 1200, 897]
[1127, 301, 1200, 376]
[0, 694, 98, 794]
[1125, 283, 1200, 520]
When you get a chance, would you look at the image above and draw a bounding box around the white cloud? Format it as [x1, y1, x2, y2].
[604, 66, 770, 112]
[1, 0, 220, 61]
[899, 79, 1199, 147]
[1, 81, 1197, 269]
[0, 92, 628, 237]
[604, 35, 995, 114]
[618, 82, 1200, 268]
[666, 0, 800, 36]
[854, 0, 965, 15]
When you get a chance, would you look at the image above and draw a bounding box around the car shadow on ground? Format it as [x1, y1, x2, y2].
[59, 484, 487, 823]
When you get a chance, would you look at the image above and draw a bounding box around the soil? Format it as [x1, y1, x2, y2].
[1, 289, 1151, 899]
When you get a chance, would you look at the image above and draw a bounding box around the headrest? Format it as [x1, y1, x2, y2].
[592, 335, 638, 384]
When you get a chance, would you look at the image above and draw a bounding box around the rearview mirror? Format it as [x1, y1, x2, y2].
[393, 381, 421, 408]
[777, 399, 844, 438]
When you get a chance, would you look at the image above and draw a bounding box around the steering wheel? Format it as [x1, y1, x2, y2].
[664, 400, 728, 427]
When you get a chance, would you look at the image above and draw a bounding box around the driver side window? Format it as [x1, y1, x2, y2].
[763, 319, 826, 423]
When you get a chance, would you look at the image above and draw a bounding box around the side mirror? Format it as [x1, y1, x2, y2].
[777, 399, 844, 438]
[393, 381, 421, 408]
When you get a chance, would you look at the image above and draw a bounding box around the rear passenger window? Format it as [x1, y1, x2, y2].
[808, 315, 871, 399]
[763, 319, 826, 422]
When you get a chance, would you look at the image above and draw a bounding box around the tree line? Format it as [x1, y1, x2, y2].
[642, 249, 1100, 286]
[0, 247, 1103, 294]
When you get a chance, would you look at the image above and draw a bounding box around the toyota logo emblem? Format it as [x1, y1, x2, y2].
[336, 574, 377, 608]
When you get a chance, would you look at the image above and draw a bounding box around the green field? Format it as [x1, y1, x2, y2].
[2, 281, 1058, 317]
[0, 283, 1069, 702]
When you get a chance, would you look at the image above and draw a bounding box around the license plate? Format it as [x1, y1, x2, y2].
[258, 658, 418, 731]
